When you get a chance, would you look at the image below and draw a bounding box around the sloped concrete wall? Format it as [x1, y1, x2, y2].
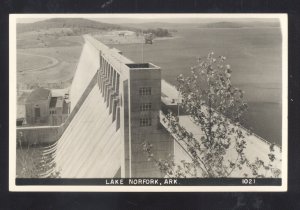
[70, 38, 100, 111]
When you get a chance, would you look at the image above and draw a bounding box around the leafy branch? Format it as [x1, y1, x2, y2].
[143, 52, 281, 178]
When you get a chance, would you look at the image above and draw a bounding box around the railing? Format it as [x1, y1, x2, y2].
[159, 111, 194, 160]
[238, 123, 281, 149]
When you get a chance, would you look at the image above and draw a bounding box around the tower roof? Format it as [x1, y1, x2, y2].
[26, 87, 51, 103]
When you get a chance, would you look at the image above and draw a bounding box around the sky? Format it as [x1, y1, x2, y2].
[17, 18, 47, 23]
[16, 16, 279, 24]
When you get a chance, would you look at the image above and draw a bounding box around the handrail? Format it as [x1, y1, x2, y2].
[17, 125, 60, 130]
[159, 111, 194, 160]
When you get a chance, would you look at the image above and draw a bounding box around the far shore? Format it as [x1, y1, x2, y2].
[154, 36, 181, 41]
[93, 33, 180, 45]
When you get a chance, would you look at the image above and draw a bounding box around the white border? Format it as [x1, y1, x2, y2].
[9, 13, 288, 192]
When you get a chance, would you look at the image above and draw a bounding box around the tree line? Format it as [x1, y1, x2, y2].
[143, 28, 172, 37]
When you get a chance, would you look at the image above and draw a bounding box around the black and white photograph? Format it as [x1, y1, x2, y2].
[9, 14, 287, 191]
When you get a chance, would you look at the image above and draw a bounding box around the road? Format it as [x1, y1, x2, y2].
[17, 52, 60, 72]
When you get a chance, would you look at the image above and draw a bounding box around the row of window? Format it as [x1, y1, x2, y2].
[139, 87, 152, 126]
[50, 110, 56, 114]
[140, 117, 152, 127]
[140, 103, 152, 111]
[139, 87, 151, 96]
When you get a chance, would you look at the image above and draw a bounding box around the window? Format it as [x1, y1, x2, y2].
[139, 87, 151, 96]
[140, 117, 152, 127]
[34, 107, 40, 118]
[140, 103, 152, 111]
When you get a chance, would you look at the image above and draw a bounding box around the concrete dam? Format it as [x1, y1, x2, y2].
[42, 35, 281, 178]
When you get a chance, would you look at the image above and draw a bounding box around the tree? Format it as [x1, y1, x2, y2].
[143, 52, 281, 178]
[143, 28, 172, 37]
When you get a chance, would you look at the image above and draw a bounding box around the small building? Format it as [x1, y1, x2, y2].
[144, 33, 154, 44]
[25, 87, 70, 126]
[118, 32, 125, 37]
[49, 96, 69, 126]
[25, 87, 51, 125]
[16, 104, 26, 126]
[16, 118, 25, 126]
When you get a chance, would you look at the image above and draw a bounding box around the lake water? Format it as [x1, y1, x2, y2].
[110, 27, 282, 145]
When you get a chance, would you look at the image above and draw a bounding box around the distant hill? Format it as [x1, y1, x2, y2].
[120, 22, 187, 30]
[17, 18, 134, 34]
[199, 21, 280, 28]
[121, 20, 280, 30]
[200, 22, 247, 28]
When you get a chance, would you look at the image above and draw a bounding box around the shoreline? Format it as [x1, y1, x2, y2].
[154, 36, 181, 41]
[94, 33, 180, 45]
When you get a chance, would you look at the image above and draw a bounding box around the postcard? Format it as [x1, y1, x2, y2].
[9, 13, 287, 191]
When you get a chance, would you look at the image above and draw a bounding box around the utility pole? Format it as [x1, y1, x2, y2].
[177, 92, 180, 121]
[141, 40, 144, 63]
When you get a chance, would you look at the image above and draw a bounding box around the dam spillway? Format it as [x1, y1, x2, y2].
[49, 35, 173, 178]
